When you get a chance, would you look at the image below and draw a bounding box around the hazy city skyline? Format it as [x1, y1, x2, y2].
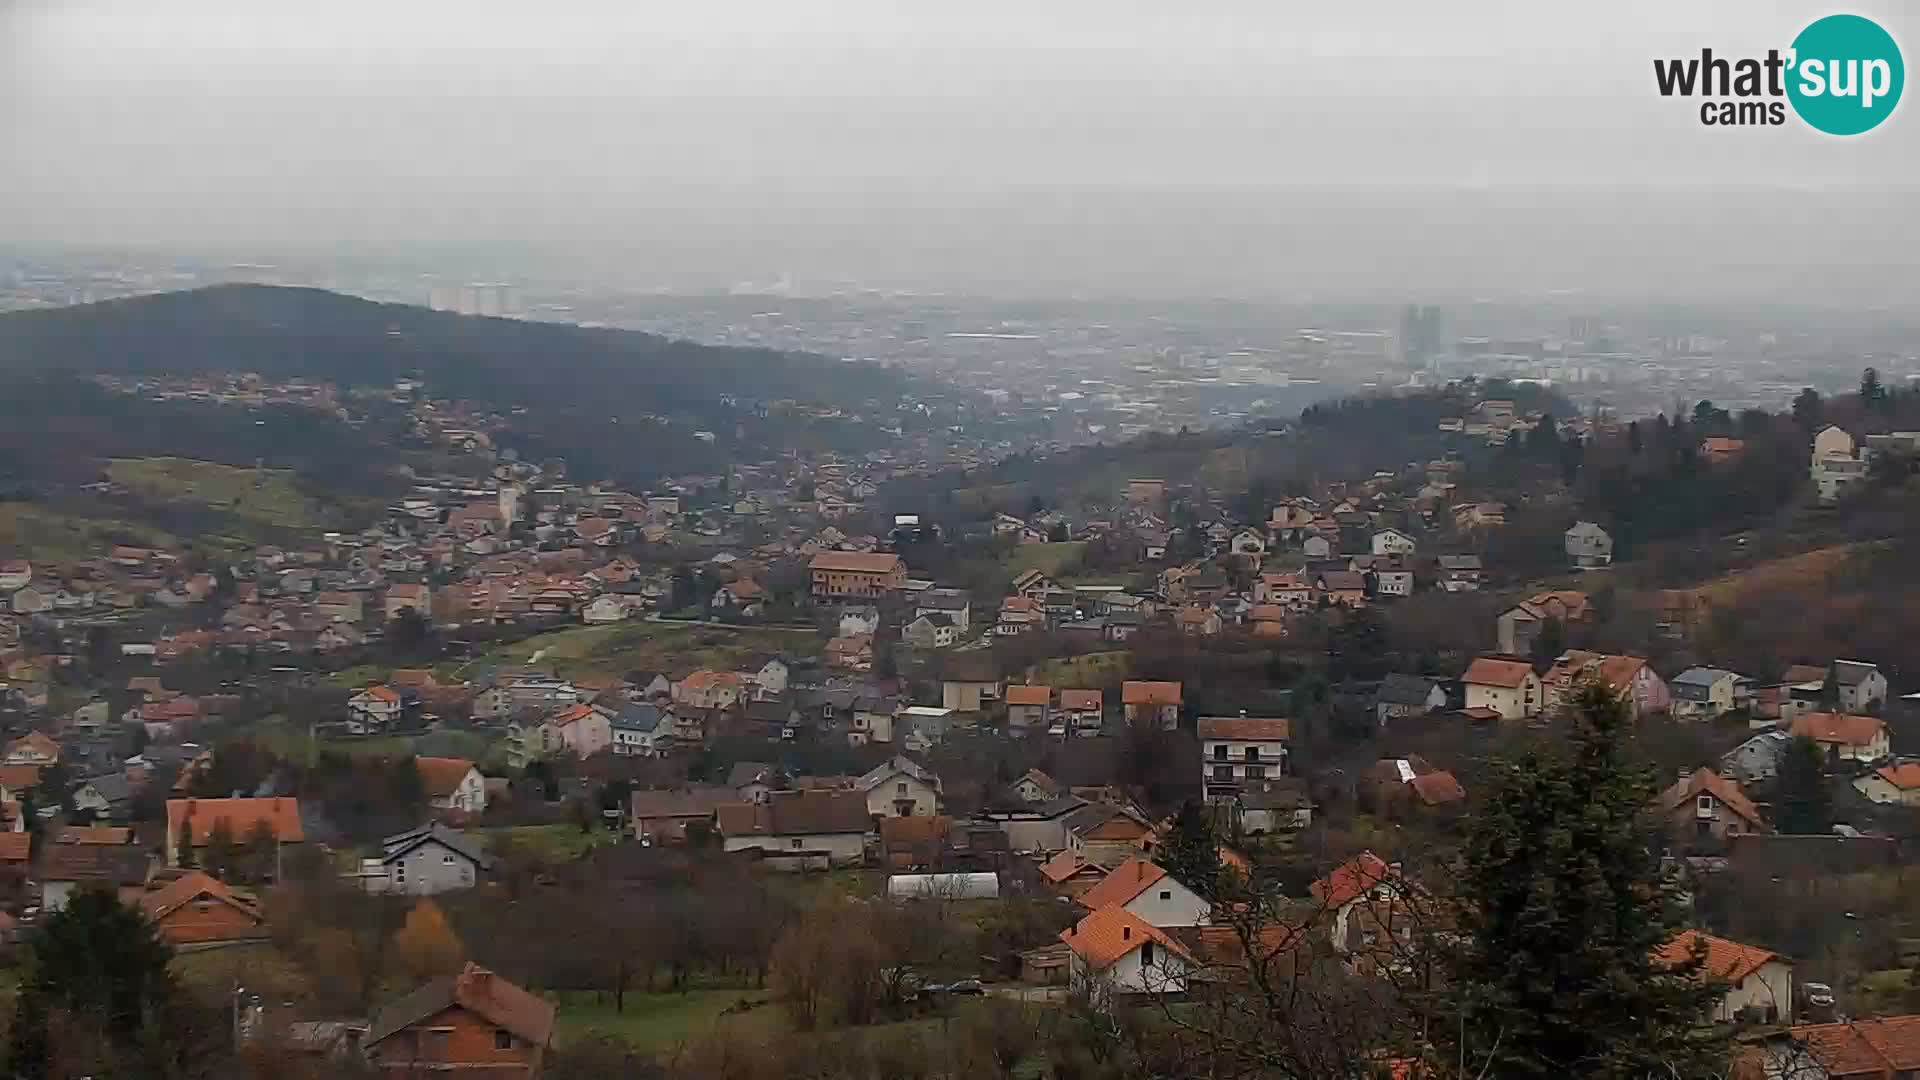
[6, 1, 1920, 300]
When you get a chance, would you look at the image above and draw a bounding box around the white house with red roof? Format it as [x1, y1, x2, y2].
[348, 685, 404, 731]
[1060, 904, 1198, 1008]
[1461, 657, 1542, 720]
[1075, 856, 1212, 928]
[1656, 930, 1794, 1024]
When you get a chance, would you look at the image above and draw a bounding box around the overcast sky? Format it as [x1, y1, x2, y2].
[5, 0, 1919, 299]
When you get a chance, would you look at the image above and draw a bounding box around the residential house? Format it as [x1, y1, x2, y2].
[40, 844, 152, 912]
[824, 633, 875, 671]
[629, 786, 735, 844]
[417, 757, 487, 816]
[1060, 904, 1197, 1008]
[849, 695, 897, 746]
[1061, 689, 1105, 733]
[1316, 571, 1369, 607]
[1374, 674, 1445, 725]
[1237, 780, 1314, 834]
[857, 756, 941, 818]
[1012, 768, 1063, 804]
[1790, 712, 1891, 767]
[1310, 851, 1418, 960]
[1065, 803, 1154, 864]
[138, 870, 268, 946]
[837, 605, 882, 638]
[1494, 591, 1592, 656]
[1005, 685, 1052, 731]
[1197, 715, 1290, 800]
[1076, 856, 1211, 927]
[611, 704, 670, 757]
[1856, 762, 1920, 807]
[1435, 554, 1483, 592]
[1461, 657, 1543, 720]
[1122, 681, 1183, 731]
[164, 797, 303, 873]
[1543, 652, 1672, 718]
[581, 596, 631, 624]
[364, 825, 493, 895]
[1812, 424, 1864, 502]
[348, 685, 405, 731]
[363, 964, 554, 1078]
[0, 560, 29, 592]
[1743, 1015, 1920, 1078]
[1655, 930, 1792, 1024]
[1367, 757, 1467, 814]
[1564, 521, 1614, 568]
[533, 703, 614, 758]
[716, 789, 873, 868]
[1653, 768, 1769, 841]
[1832, 660, 1890, 714]
[808, 551, 906, 600]
[1671, 667, 1748, 721]
[1371, 528, 1417, 556]
[385, 583, 431, 621]
[988, 795, 1090, 853]
[1037, 849, 1110, 899]
[940, 668, 1002, 713]
[1722, 731, 1792, 784]
[1229, 528, 1267, 557]
[996, 596, 1047, 635]
[1253, 572, 1314, 609]
[1, 732, 58, 767]
[675, 670, 746, 711]
[914, 588, 971, 633]
[902, 612, 959, 649]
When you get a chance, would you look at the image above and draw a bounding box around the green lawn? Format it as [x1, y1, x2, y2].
[1003, 542, 1087, 578]
[1024, 650, 1132, 687]
[476, 824, 620, 862]
[107, 456, 339, 531]
[554, 988, 783, 1052]
[463, 620, 822, 681]
[0, 503, 182, 567]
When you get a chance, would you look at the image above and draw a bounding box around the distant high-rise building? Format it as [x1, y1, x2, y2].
[428, 283, 514, 317]
[1399, 304, 1444, 366]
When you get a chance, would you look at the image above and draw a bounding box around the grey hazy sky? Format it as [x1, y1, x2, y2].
[5, 0, 1919, 299]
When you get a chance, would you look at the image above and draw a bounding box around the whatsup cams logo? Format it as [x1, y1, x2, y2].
[1654, 13, 1903, 134]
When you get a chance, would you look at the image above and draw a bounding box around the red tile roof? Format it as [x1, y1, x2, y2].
[1059, 904, 1196, 970]
[1653, 768, 1769, 831]
[1311, 851, 1396, 909]
[1195, 716, 1291, 741]
[1037, 849, 1107, 885]
[1463, 657, 1534, 689]
[1792, 712, 1886, 747]
[1873, 763, 1920, 791]
[166, 797, 305, 845]
[1653, 930, 1780, 984]
[415, 757, 477, 799]
[1004, 685, 1052, 707]
[808, 551, 905, 574]
[1076, 857, 1169, 912]
[1059, 689, 1103, 711]
[1409, 771, 1466, 806]
[1122, 681, 1183, 707]
[0, 833, 29, 863]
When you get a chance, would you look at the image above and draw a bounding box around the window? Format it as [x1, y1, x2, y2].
[1139, 941, 1154, 966]
[896, 782, 908, 795]
[494, 1029, 513, 1051]
[1158, 890, 1171, 900]
[444, 853, 457, 864]
[790, 838, 803, 849]
[1212, 744, 1228, 761]
[1244, 747, 1260, 762]
[395, 865, 406, 883]
[1247, 765, 1266, 781]
[1212, 766, 1233, 782]
[423, 1030, 450, 1058]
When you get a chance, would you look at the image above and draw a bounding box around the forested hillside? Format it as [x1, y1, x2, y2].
[0, 286, 968, 483]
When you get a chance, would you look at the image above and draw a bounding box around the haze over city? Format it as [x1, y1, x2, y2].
[6, 0, 1920, 300]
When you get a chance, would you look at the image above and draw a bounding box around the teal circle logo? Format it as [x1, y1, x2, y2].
[1788, 14, 1903, 135]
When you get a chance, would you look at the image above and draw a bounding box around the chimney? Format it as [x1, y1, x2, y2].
[1122, 926, 1131, 941]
